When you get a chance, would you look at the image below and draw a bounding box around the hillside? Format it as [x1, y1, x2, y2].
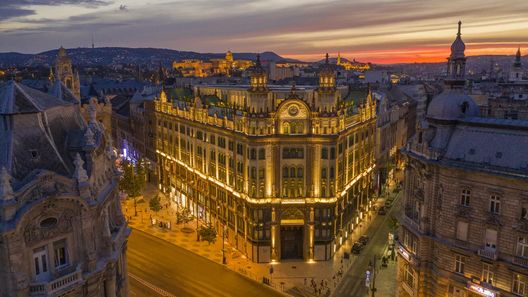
[0, 47, 300, 67]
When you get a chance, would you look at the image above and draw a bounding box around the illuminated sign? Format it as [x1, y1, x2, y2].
[398, 245, 410, 262]
[466, 283, 496, 297]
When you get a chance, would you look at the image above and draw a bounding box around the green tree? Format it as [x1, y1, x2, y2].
[198, 223, 217, 245]
[177, 208, 194, 227]
[387, 215, 399, 232]
[119, 160, 144, 198]
[136, 159, 146, 191]
[149, 195, 162, 213]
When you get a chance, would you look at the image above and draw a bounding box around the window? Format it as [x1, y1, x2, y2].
[517, 237, 528, 258]
[513, 274, 526, 296]
[456, 221, 468, 241]
[485, 229, 497, 250]
[460, 189, 470, 206]
[218, 137, 226, 148]
[258, 148, 265, 160]
[330, 147, 336, 159]
[482, 263, 494, 284]
[209, 135, 215, 145]
[297, 168, 303, 178]
[52, 241, 68, 268]
[321, 148, 328, 159]
[33, 246, 49, 280]
[403, 264, 415, 289]
[250, 149, 256, 160]
[454, 255, 465, 274]
[283, 167, 289, 178]
[490, 195, 500, 214]
[321, 168, 327, 179]
[282, 148, 304, 159]
[228, 140, 234, 151]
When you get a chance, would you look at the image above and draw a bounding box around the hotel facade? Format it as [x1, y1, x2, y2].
[147, 55, 377, 262]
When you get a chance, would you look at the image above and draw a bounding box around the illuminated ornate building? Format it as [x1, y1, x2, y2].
[172, 51, 253, 77]
[397, 22, 528, 297]
[0, 81, 129, 297]
[336, 52, 371, 72]
[148, 54, 377, 262]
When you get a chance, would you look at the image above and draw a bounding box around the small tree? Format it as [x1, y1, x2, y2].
[387, 215, 399, 232]
[149, 195, 162, 213]
[136, 159, 146, 191]
[177, 208, 194, 227]
[198, 223, 217, 245]
[119, 161, 142, 198]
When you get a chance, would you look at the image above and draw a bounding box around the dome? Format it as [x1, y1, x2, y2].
[426, 89, 479, 121]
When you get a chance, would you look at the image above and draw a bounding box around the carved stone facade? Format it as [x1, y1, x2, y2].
[397, 23, 528, 297]
[0, 81, 129, 297]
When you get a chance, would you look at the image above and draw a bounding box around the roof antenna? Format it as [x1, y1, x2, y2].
[91, 33, 95, 49]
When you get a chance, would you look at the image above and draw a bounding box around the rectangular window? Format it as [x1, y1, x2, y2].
[455, 255, 465, 274]
[518, 237, 528, 258]
[321, 148, 328, 159]
[209, 135, 215, 145]
[460, 189, 470, 206]
[490, 195, 500, 214]
[53, 240, 68, 268]
[481, 263, 494, 284]
[258, 148, 265, 160]
[456, 221, 468, 241]
[228, 140, 234, 151]
[485, 229, 497, 250]
[282, 148, 304, 159]
[513, 274, 526, 296]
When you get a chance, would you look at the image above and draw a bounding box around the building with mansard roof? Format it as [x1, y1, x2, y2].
[0, 81, 129, 297]
[397, 22, 528, 297]
[149, 53, 377, 262]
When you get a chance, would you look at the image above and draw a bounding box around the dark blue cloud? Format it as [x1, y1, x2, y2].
[0, 0, 112, 20]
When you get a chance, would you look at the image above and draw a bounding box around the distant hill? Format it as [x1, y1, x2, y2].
[0, 47, 301, 67]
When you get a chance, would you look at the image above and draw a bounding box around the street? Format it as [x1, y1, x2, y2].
[333, 194, 401, 297]
[128, 228, 285, 297]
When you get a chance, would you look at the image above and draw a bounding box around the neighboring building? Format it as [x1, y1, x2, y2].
[0, 81, 129, 297]
[373, 86, 417, 193]
[364, 70, 391, 85]
[336, 53, 371, 72]
[397, 22, 528, 297]
[148, 54, 377, 262]
[479, 49, 528, 120]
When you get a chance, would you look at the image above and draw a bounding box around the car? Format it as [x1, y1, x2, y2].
[378, 206, 387, 215]
[351, 242, 363, 254]
[359, 235, 370, 245]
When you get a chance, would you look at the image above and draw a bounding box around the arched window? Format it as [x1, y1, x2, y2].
[282, 167, 289, 178]
[297, 167, 303, 178]
[290, 167, 296, 178]
[283, 122, 290, 134]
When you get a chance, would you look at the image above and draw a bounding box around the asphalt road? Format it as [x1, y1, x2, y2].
[333, 194, 402, 297]
[127, 229, 284, 297]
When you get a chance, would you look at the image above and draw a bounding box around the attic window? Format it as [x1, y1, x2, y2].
[496, 152, 502, 159]
[468, 148, 475, 155]
[461, 102, 469, 114]
[29, 150, 38, 159]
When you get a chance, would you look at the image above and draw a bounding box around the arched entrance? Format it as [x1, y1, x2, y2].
[280, 208, 305, 260]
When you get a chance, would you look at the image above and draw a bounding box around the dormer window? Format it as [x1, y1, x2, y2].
[461, 102, 469, 114]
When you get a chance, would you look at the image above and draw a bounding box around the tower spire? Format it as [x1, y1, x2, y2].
[325, 53, 329, 64]
[457, 20, 462, 36]
[256, 53, 261, 67]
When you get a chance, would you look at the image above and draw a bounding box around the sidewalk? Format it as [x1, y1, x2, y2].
[122, 183, 394, 296]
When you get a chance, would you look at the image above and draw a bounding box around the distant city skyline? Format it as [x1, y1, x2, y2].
[1, 0, 528, 63]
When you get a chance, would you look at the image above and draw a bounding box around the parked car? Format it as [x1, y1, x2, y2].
[378, 206, 386, 215]
[359, 235, 370, 245]
[351, 242, 363, 254]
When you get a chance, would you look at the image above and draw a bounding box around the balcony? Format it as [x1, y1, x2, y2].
[29, 265, 82, 296]
[512, 256, 528, 268]
[455, 206, 472, 218]
[478, 248, 498, 261]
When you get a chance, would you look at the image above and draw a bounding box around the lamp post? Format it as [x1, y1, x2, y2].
[222, 224, 227, 264]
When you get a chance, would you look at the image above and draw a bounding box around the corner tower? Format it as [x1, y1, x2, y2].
[247, 54, 271, 113]
[315, 53, 339, 111]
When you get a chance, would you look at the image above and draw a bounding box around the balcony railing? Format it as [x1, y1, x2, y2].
[29, 265, 82, 296]
[478, 248, 498, 261]
[513, 256, 528, 268]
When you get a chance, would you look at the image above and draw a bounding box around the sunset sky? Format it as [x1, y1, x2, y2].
[1, 0, 527, 63]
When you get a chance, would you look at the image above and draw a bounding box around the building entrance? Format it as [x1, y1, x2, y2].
[281, 226, 304, 259]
